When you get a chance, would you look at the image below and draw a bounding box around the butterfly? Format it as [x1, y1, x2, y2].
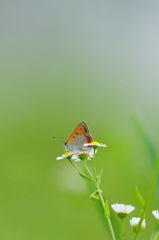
[64, 122, 92, 152]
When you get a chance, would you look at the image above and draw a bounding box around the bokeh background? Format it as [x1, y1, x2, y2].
[1, 0, 159, 239]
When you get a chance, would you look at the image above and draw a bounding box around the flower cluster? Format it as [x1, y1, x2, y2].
[130, 217, 146, 232]
[56, 141, 106, 162]
[111, 203, 147, 232]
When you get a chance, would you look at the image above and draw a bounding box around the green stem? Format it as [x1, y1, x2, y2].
[120, 219, 125, 240]
[68, 159, 92, 182]
[89, 156, 116, 240]
[153, 231, 159, 240]
[84, 159, 95, 181]
[69, 157, 116, 240]
[134, 157, 159, 240]
[96, 181, 116, 240]
[92, 147, 97, 177]
[68, 158, 80, 173]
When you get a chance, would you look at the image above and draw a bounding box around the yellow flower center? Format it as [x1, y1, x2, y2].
[91, 141, 100, 145]
[63, 151, 73, 156]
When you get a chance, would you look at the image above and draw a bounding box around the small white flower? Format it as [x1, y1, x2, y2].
[84, 141, 107, 148]
[152, 210, 159, 220]
[130, 217, 146, 232]
[111, 203, 135, 218]
[72, 149, 95, 162]
[56, 151, 73, 160]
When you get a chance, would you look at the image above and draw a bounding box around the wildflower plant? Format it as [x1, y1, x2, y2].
[130, 217, 146, 233]
[56, 122, 159, 240]
[56, 140, 117, 239]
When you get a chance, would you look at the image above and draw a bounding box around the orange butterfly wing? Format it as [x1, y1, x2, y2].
[67, 122, 89, 144]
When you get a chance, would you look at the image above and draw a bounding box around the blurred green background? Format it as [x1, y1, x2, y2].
[1, 0, 159, 239]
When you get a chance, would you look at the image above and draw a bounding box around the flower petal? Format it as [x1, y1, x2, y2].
[130, 217, 146, 232]
[152, 210, 159, 220]
[56, 151, 73, 160]
[84, 141, 107, 148]
[111, 203, 135, 218]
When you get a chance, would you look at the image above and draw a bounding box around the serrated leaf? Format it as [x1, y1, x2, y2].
[136, 186, 145, 207]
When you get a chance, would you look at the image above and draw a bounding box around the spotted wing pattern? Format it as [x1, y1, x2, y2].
[64, 122, 92, 151]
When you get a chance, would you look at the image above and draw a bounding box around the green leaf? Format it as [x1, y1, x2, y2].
[110, 209, 121, 239]
[104, 200, 110, 217]
[133, 115, 157, 164]
[136, 186, 145, 207]
[79, 173, 92, 182]
[133, 115, 159, 199]
[90, 191, 99, 200]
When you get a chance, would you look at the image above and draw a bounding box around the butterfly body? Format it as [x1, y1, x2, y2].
[64, 122, 92, 152]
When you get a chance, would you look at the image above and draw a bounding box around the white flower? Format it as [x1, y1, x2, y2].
[56, 148, 95, 162]
[152, 210, 159, 220]
[111, 203, 135, 218]
[56, 151, 73, 160]
[84, 141, 107, 148]
[130, 217, 146, 232]
[72, 149, 95, 162]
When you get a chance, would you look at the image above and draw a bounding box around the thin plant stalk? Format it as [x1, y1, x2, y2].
[69, 157, 116, 240]
[153, 231, 159, 240]
[134, 157, 159, 240]
[68, 159, 92, 182]
[92, 147, 97, 177]
[84, 159, 116, 240]
[84, 159, 94, 179]
[120, 219, 125, 240]
[96, 179, 117, 240]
